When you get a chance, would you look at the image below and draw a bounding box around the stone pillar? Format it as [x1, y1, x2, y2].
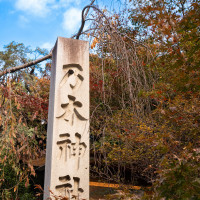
[44, 37, 89, 200]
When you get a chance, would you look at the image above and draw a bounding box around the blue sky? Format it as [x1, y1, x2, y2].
[0, 0, 94, 52]
[0, 0, 125, 53]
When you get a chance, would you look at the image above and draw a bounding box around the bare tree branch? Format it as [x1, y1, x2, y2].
[76, 5, 111, 39]
[84, 0, 96, 18]
[0, 53, 52, 77]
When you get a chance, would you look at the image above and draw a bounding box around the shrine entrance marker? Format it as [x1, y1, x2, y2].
[44, 37, 89, 200]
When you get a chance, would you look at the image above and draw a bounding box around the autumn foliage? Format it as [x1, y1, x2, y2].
[89, 0, 200, 199]
[0, 0, 200, 199]
[0, 42, 50, 199]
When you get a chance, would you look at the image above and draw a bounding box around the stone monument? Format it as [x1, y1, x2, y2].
[44, 37, 89, 200]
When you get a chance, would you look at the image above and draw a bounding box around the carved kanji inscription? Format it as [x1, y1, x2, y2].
[56, 175, 84, 199]
[44, 38, 89, 200]
[57, 133, 87, 169]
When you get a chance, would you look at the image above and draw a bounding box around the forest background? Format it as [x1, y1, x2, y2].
[0, 0, 200, 199]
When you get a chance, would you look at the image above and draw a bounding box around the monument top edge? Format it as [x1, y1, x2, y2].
[57, 36, 89, 44]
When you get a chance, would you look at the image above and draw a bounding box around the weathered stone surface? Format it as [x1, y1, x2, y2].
[44, 37, 89, 200]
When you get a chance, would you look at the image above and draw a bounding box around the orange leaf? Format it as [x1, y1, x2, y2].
[34, 184, 43, 191]
[91, 37, 98, 49]
[17, 103, 20, 110]
[14, 186, 17, 192]
[25, 177, 29, 188]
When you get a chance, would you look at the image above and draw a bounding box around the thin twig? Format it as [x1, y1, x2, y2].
[76, 5, 112, 39]
[84, 0, 96, 18]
